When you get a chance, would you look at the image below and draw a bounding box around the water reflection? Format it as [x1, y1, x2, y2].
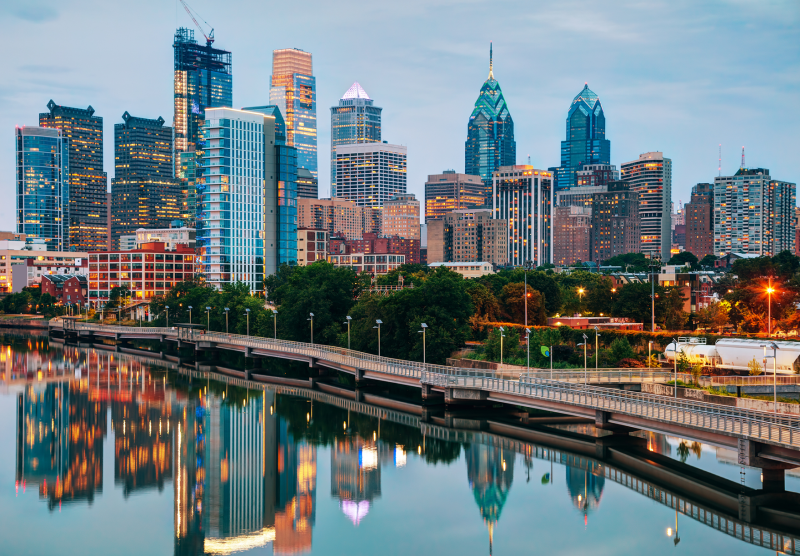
[4, 334, 800, 555]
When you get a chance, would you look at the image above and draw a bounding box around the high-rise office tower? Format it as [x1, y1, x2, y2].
[334, 143, 406, 208]
[39, 100, 107, 251]
[465, 45, 515, 202]
[383, 194, 420, 239]
[110, 112, 182, 247]
[553, 206, 591, 266]
[685, 183, 713, 258]
[173, 28, 232, 225]
[424, 171, 485, 223]
[492, 165, 553, 267]
[620, 151, 672, 260]
[15, 126, 69, 251]
[330, 83, 382, 196]
[552, 85, 610, 191]
[427, 209, 508, 265]
[713, 168, 795, 257]
[590, 181, 641, 263]
[270, 49, 317, 178]
[296, 168, 318, 199]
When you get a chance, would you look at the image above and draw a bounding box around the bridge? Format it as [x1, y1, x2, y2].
[50, 319, 800, 491]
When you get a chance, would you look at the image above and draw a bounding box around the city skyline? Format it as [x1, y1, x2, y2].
[1, 0, 798, 232]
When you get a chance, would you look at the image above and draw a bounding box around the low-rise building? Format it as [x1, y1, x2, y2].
[428, 261, 493, 278]
[135, 226, 196, 250]
[547, 316, 643, 331]
[297, 228, 329, 265]
[327, 253, 405, 275]
[0, 238, 87, 293]
[41, 274, 87, 305]
[12, 257, 89, 292]
[88, 242, 196, 306]
[329, 233, 420, 265]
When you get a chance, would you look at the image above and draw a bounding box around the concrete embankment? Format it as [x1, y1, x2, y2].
[642, 382, 800, 415]
[0, 318, 49, 330]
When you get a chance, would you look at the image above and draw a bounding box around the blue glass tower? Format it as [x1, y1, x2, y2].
[555, 84, 610, 191]
[465, 44, 516, 202]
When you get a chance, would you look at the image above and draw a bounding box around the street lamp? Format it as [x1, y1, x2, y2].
[499, 326, 505, 364]
[760, 342, 779, 414]
[650, 257, 660, 332]
[224, 307, 230, 333]
[671, 337, 680, 397]
[648, 340, 654, 370]
[578, 333, 588, 385]
[419, 323, 428, 365]
[374, 319, 383, 356]
[188, 305, 193, 324]
[245, 308, 250, 336]
[206, 306, 211, 330]
[344, 316, 352, 349]
[525, 328, 531, 371]
[308, 313, 314, 344]
[523, 260, 533, 328]
[594, 326, 600, 371]
[766, 278, 775, 337]
[272, 309, 278, 339]
[577, 288, 585, 313]
[165, 305, 170, 328]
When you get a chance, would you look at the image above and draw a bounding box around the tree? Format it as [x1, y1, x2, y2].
[465, 282, 501, 337]
[748, 357, 763, 376]
[696, 301, 729, 332]
[667, 251, 699, 270]
[485, 327, 522, 362]
[609, 337, 635, 364]
[611, 282, 667, 327]
[499, 283, 546, 325]
[475, 269, 561, 315]
[699, 254, 718, 268]
[603, 252, 650, 272]
[586, 277, 615, 316]
[663, 287, 688, 331]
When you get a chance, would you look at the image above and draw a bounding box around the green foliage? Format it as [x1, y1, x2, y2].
[609, 337, 635, 363]
[485, 327, 522, 362]
[465, 282, 500, 338]
[748, 357, 763, 376]
[474, 269, 561, 315]
[554, 270, 604, 316]
[602, 253, 651, 272]
[699, 254, 718, 268]
[106, 285, 131, 310]
[346, 266, 473, 364]
[499, 283, 547, 325]
[667, 251, 699, 269]
[0, 287, 64, 318]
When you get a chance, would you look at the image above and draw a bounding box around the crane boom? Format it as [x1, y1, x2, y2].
[180, 0, 214, 46]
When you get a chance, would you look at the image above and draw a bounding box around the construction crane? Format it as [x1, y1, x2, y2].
[180, 0, 214, 46]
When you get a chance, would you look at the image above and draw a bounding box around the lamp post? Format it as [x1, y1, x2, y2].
[188, 305, 193, 324]
[224, 307, 229, 333]
[272, 309, 278, 339]
[648, 341, 653, 370]
[766, 278, 774, 337]
[577, 288, 585, 314]
[499, 326, 505, 364]
[245, 308, 250, 336]
[760, 342, 779, 414]
[672, 337, 680, 397]
[206, 306, 211, 330]
[524, 260, 533, 328]
[578, 333, 588, 385]
[308, 313, 314, 344]
[650, 257, 660, 332]
[525, 328, 531, 372]
[345, 316, 352, 349]
[594, 326, 600, 371]
[165, 305, 170, 328]
[419, 323, 428, 365]
[374, 319, 383, 356]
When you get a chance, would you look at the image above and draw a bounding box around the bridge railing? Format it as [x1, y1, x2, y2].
[518, 369, 696, 384]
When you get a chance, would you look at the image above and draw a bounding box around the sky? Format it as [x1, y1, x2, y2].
[1, 0, 799, 230]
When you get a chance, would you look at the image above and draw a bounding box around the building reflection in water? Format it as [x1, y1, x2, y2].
[275, 417, 316, 553]
[331, 434, 393, 526]
[465, 444, 514, 553]
[565, 467, 605, 526]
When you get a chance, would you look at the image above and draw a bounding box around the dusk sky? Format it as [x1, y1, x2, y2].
[2, 0, 798, 230]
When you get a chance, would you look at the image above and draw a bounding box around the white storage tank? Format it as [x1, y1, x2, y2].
[713, 338, 800, 374]
[664, 341, 719, 365]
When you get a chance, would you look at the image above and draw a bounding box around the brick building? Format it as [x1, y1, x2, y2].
[329, 233, 420, 265]
[41, 274, 87, 304]
[685, 182, 714, 258]
[297, 198, 381, 240]
[590, 181, 640, 263]
[297, 228, 329, 265]
[426, 209, 507, 265]
[553, 206, 591, 266]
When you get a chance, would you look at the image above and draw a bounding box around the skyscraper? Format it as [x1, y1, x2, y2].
[465, 45, 515, 202]
[334, 143, 406, 208]
[15, 126, 69, 251]
[383, 194, 420, 239]
[270, 48, 317, 177]
[492, 165, 553, 267]
[424, 171, 485, 223]
[553, 85, 610, 191]
[553, 206, 591, 266]
[330, 83, 382, 196]
[39, 100, 107, 251]
[296, 168, 318, 199]
[590, 181, 641, 263]
[620, 151, 673, 260]
[713, 168, 795, 257]
[685, 183, 713, 258]
[110, 112, 181, 247]
[173, 28, 232, 225]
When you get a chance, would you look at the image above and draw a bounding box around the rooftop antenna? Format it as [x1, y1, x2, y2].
[718, 144, 721, 177]
[527, 154, 531, 165]
[741, 146, 745, 169]
[488, 42, 494, 80]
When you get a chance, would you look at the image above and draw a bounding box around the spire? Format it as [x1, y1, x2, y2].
[488, 42, 494, 80]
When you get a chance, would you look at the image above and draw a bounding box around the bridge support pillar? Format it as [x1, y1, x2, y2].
[445, 388, 489, 406]
[595, 410, 637, 434]
[421, 384, 444, 404]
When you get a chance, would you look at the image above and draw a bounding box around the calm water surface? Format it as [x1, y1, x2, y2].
[1, 333, 798, 556]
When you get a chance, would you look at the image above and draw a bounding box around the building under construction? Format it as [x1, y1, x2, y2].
[173, 27, 232, 225]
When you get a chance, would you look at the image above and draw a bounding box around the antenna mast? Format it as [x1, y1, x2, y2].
[741, 146, 745, 169]
[718, 144, 721, 177]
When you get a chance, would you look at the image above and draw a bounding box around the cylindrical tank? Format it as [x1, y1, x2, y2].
[664, 342, 719, 365]
[714, 338, 800, 374]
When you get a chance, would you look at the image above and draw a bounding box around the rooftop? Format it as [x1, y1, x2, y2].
[341, 82, 370, 100]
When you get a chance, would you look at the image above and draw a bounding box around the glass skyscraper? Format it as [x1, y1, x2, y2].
[110, 112, 182, 247]
[15, 126, 69, 251]
[465, 45, 516, 202]
[270, 49, 317, 179]
[330, 82, 382, 197]
[39, 100, 107, 252]
[173, 27, 232, 225]
[554, 84, 610, 191]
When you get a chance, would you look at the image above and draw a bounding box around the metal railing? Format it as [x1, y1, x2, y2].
[519, 369, 696, 384]
[707, 375, 800, 386]
[50, 320, 800, 449]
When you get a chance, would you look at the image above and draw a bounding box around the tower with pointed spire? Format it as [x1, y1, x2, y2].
[552, 84, 610, 191]
[330, 82, 383, 197]
[465, 44, 516, 203]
